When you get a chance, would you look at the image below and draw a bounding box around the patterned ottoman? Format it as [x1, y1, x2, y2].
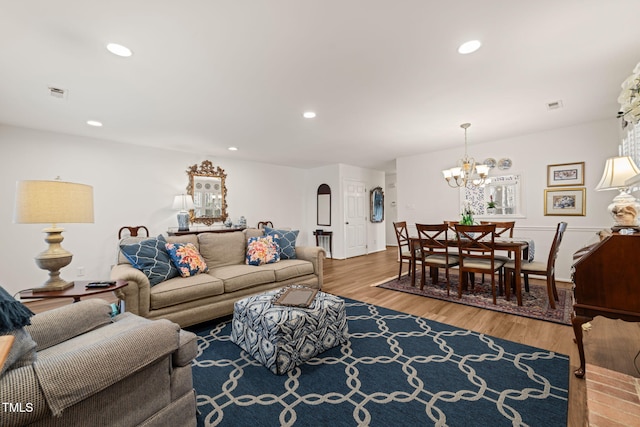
[230, 286, 349, 375]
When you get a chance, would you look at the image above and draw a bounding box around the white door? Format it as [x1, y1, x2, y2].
[344, 179, 367, 258]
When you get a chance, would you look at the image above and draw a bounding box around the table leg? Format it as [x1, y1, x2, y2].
[515, 248, 522, 306]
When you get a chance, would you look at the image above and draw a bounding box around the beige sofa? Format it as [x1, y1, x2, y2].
[0, 299, 197, 426]
[111, 229, 325, 327]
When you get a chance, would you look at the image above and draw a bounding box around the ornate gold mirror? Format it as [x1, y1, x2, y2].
[186, 160, 228, 225]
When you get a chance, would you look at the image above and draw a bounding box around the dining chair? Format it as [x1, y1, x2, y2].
[415, 224, 459, 295]
[454, 223, 507, 304]
[479, 221, 516, 286]
[504, 222, 568, 309]
[393, 221, 415, 280]
[257, 221, 274, 229]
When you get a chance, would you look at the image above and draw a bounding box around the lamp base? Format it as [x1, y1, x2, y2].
[33, 227, 74, 292]
[607, 190, 640, 228]
[177, 211, 190, 232]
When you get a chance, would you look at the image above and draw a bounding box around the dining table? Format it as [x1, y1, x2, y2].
[409, 236, 533, 306]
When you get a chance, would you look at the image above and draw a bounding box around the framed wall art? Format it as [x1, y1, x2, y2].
[544, 187, 586, 216]
[547, 162, 585, 187]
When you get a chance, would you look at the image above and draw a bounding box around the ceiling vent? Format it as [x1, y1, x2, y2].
[48, 86, 68, 99]
[546, 100, 563, 110]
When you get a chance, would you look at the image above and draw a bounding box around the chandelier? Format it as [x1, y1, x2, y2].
[442, 123, 490, 188]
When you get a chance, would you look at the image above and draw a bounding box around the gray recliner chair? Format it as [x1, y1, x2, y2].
[0, 298, 197, 426]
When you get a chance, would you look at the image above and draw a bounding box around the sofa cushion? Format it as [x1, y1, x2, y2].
[264, 226, 299, 260]
[120, 235, 180, 286]
[198, 232, 246, 268]
[150, 274, 224, 310]
[208, 265, 276, 293]
[244, 228, 265, 239]
[246, 236, 280, 266]
[165, 242, 208, 277]
[258, 259, 315, 282]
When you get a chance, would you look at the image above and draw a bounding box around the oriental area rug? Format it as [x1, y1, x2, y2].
[189, 299, 569, 427]
[375, 272, 572, 325]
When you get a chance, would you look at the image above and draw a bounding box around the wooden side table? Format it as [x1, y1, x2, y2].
[19, 280, 128, 303]
[313, 230, 333, 258]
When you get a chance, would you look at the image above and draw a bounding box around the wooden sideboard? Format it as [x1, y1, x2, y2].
[571, 233, 640, 378]
[167, 226, 246, 236]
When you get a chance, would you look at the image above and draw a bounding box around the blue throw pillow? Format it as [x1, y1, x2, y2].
[0, 286, 34, 334]
[120, 235, 179, 286]
[264, 226, 299, 260]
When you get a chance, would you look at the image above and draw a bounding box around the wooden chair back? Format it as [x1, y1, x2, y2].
[546, 222, 568, 275]
[480, 221, 515, 238]
[257, 221, 274, 229]
[393, 221, 411, 251]
[415, 223, 449, 256]
[454, 224, 497, 270]
[118, 226, 149, 239]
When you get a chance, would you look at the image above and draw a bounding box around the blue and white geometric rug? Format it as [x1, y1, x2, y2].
[189, 298, 569, 426]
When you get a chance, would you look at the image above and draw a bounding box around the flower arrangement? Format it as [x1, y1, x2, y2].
[460, 202, 475, 225]
[487, 195, 496, 209]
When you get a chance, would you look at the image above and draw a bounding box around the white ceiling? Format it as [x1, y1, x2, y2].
[2, 1, 640, 172]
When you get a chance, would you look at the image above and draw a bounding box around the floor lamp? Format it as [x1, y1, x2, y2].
[14, 180, 94, 291]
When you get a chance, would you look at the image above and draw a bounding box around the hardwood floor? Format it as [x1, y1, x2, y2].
[322, 247, 585, 427]
[25, 246, 586, 426]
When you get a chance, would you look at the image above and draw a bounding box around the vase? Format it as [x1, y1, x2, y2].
[487, 207, 496, 215]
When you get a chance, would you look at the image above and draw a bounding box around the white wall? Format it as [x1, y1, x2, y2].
[305, 163, 386, 259]
[396, 118, 622, 281]
[0, 125, 308, 297]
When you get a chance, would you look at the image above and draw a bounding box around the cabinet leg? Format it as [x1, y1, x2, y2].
[572, 314, 591, 378]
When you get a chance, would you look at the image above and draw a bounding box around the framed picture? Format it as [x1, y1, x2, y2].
[544, 188, 586, 216]
[547, 162, 585, 187]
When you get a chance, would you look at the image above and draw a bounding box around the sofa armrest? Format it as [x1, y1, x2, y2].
[25, 299, 112, 351]
[110, 263, 151, 317]
[295, 246, 325, 288]
[34, 318, 180, 417]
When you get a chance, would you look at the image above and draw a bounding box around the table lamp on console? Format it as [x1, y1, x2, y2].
[596, 156, 640, 231]
[172, 194, 194, 232]
[13, 179, 94, 291]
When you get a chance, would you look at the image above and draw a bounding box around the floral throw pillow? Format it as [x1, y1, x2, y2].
[246, 236, 280, 266]
[165, 242, 209, 277]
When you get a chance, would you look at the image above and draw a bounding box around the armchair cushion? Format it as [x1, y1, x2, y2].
[120, 234, 180, 286]
[34, 313, 180, 416]
[1, 328, 36, 376]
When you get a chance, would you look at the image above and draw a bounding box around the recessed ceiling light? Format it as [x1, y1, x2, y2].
[458, 40, 482, 54]
[228, 146, 238, 151]
[106, 43, 133, 57]
[303, 111, 316, 119]
[87, 120, 103, 127]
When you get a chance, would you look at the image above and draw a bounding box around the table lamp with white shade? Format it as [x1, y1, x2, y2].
[14, 179, 94, 291]
[172, 194, 194, 231]
[595, 156, 640, 230]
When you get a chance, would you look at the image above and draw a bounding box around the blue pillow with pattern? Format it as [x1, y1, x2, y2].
[264, 226, 299, 260]
[120, 235, 179, 286]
